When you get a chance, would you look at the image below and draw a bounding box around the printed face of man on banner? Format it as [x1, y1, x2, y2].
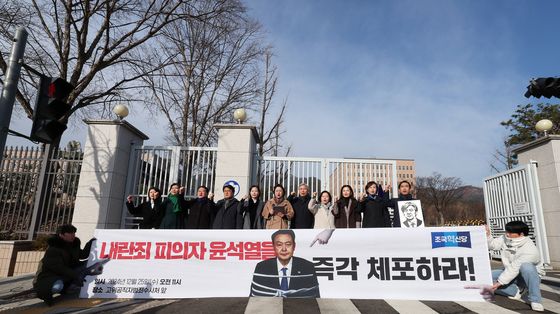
[249, 229, 320, 298]
[275, 232, 295, 265]
[398, 200, 424, 228]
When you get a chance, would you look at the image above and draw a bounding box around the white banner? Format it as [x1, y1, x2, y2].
[80, 226, 492, 301]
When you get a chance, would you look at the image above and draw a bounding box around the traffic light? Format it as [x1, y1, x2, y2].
[524, 77, 560, 99]
[30, 76, 74, 143]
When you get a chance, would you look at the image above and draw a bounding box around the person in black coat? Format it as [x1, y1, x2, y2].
[125, 186, 163, 229]
[389, 180, 417, 227]
[250, 229, 320, 298]
[238, 185, 265, 229]
[33, 224, 95, 305]
[358, 181, 391, 228]
[186, 185, 215, 229]
[333, 185, 361, 228]
[212, 185, 241, 229]
[288, 183, 313, 229]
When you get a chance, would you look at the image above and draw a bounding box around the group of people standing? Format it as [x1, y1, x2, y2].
[125, 180, 417, 230]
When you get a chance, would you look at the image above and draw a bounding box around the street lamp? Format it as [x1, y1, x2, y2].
[233, 108, 247, 124]
[535, 119, 553, 136]
[113, 104, 129, 121]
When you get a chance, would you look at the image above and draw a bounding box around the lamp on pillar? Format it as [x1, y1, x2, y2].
[233, 108, 247, 124]
[535, 119, 553, 136]
[113, 104, 129, 121]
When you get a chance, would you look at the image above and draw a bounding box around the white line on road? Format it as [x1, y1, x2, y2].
[456, 301, 518, 314]
[384, 300, 438, 314]
[245, 297, 282, 314]
[541, 297, 560, 314]
[542, 284, 560, 293]
[317, 298, 360, 314]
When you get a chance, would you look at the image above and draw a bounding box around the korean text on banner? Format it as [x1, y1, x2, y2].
[80, 226, 492, 301]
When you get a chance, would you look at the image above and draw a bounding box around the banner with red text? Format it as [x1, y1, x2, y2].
[80, 226, 492, 301]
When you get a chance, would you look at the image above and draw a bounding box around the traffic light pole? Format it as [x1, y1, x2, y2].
[0, 27, 28, 161]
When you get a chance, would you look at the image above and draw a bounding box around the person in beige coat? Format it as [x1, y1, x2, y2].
[263, 184, 294, 229]
[308, 191, 335, 229]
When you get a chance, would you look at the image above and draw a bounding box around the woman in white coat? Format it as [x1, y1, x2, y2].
[307, 191, 336, 229]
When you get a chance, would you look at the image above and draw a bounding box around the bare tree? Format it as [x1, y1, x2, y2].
[134, 0, 262, 147]
[416, 172, 464, 226]
[490, 138, 516, 173]
[256, 48, 288, 157]
[0, 0, 229, 123]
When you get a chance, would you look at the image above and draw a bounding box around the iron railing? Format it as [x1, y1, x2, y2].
[483, 162, 550, 267]
[122, 146, 218, 228]
[259, 156, 398, 200]
[0, 146, 83, 239]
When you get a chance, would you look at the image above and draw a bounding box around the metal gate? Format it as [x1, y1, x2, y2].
[0, 145, 83, 239]
[259, 157, 398, 199]
[483, 162, 550, 267]
[122, 146, 217, 228]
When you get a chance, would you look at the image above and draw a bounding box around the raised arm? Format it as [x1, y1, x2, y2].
[308, 198, 319, 214]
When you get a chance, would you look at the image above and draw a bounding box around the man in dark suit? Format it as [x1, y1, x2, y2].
[250, 229, 320, 298]
[400, 201, 423, 228]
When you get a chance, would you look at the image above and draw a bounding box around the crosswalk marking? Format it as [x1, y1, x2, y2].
[317, 299, 360, 314]
[456, 301, 519, 314]
[2, 285, 560, 313]
[384, 300, 438, 314]
[245, 296, 282, 314]
[542, 284, 560, 293]
[541, 298, 560, 313]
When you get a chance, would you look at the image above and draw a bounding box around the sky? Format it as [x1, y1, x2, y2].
[6, 0, 560, 186]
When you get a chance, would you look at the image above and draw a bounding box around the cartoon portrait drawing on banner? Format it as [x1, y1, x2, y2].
[249, 229, 328, 298]
[397, 200, 424, 228]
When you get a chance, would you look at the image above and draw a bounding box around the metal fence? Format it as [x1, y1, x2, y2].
[483, 162, 550, 267]
[122, 146, 218, 228]
[0, 145, 83, 240]
[259, 156, 398, 200]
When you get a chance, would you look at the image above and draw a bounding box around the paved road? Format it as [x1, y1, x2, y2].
[1, 274, 559, 313]
[107, 283, 560, 314]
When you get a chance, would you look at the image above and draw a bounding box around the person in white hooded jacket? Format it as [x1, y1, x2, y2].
[487, 220, 545, 312]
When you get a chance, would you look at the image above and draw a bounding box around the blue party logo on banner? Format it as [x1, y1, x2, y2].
[431, 231, 471, 249]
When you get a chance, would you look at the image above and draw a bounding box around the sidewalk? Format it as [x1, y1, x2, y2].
[0, 274, 142, 313]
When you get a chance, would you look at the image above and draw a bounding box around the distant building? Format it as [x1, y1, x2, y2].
[328, 158, 415, 196]
[395, 159, 416, 186]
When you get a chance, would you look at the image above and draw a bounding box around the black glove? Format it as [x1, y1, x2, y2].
[88, 262, 104, 275]
[86, 238, 97, 246]
[72, 275, 85, 287]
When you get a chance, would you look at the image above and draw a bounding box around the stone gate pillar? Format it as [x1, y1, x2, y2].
[72, 120, 148, 240]
[513, 135, 560, 269]
[212, 124, 259, 201]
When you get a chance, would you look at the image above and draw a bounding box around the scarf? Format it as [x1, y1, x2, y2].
[168, 194, 181, 213]
[196, 197, 208, 203]
[319, 202, 331, 214]
[505, 235, 529, 249]
[340, 197, 352, 227]
[340, 197, 351, 207]
[249, 198, 259, 210]
[398, 193, 413, 200]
